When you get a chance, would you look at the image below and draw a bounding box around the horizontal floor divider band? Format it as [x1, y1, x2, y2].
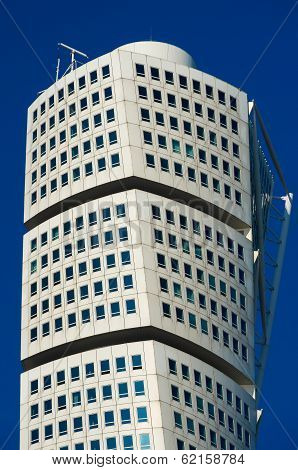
[22, 326, 253, 386]
[25, 177, 250, 232]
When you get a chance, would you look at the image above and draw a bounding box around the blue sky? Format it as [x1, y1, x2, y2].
[0, 0, 297, 450]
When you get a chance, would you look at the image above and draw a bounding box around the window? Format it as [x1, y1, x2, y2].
[132, 354, 142, 370]
[176, 307, 184, 323]
[116, 203, 125, 218]
[162, 302, 171, 318]
[106, 437, 117, 450]
[206, 376, 213, 393]
[143, 131, 152, 145]
[123, 435, 133, 450]
[90, 70, 98, 84]
[30, 328, 37, 342]
[179, 75, 188, 89]
[92, 91, 100, 106]
[233, 142, 240, 157]
[184, 390, 192, 407]
[81, 308, 90, 324]
[136, 63, 145, 77]
[104, 410, 114, 426]
[110, 301, 120, 317]
[30, 379, 38, 395]
[146, 153, 155, 168]
[158, 134, 167, 149]
[187, 417, 195, 435]
[109, 130, 117, 145]
[31, 192, 37, 205]
[160, 157, 169, 172]
[118, 226, 128, 241]
[231, 119, 238, 134]
[104, 87, 112, 100]
[167, 93, 176, 107]
[165, 71, 174, 84]
[111, 152, 120, 167]
[102, 64, 110, 78]
[184, 121, 192, 135]
[57, 394, 66, 411]
[31, 403, 38, 419]
[160, 277, 168, 293]
[31, 429, 39, 444]
[72, 391, 81, 407]
[89, 413, 98, 430]
[200, 172, 208, 188]
[70, 366, 80, 382]
[102, 385, 112, 400]
[68, 82, 75, 95]
[181, 364, 189, 380]
[210, 430, 217, 447]
[121, 408, 131, 424]
[150, 67, 159, 80]
[116, 357, 126, 372]
[118, 382, 128, 398]
[55, 317, 62, 332]
[42, 322, 50, 337]
[230, 95, 237, 111]
[121, 251, 131, 265]
[221, 136, 228, 152]
[235, 190, 242, 206]
[80, 97, 88, 112]
[174, 411, 182, 429]
[210, 131, 217, 146]
[137, 407, 148, 423]
[73, 416, 83, 433]
[30, 282, 37, 296]
[197, 125, 205, 140]
[100, 359, 110, 375]
[208, 107, 215, 122]
[95, 305, 104, 321]
[153, 89, 162, 103]
[126, 299, 136, 314]
[169, 358, 177, 375]
[78, 75, 86, 90]
[108, 277, 118, 293]
[138, 86, 147, 99]
[218, 90, 226, 104]
[134, 380, 145, 396]
[140, 433, 151, 450]
[241, 319, 247, 335]
[181, 98, 189, 112]
[171, 385, 180, 402]
[206, 84, 213, 99]
[182, 239, 190, 254]
[140, 107, 150, 122]
[193, 79, 201, 94]
[44, 424, 53, 440]
[156, 111, 164, 126]
[220, 113, 227, 128]
[58, 420, 67, 437]
[195, 102, 202, 117]
[189, 312, 197, 328]
[30, 304, 37, 319]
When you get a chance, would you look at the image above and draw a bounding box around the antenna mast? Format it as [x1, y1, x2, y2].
[56, 43, 88, 81]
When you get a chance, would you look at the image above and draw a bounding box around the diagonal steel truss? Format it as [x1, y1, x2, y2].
[248, 101, 293, 404]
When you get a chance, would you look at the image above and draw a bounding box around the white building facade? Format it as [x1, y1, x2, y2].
[20, 41, 285, 450]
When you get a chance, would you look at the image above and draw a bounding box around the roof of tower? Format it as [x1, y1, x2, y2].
[114, 41, 197, 69]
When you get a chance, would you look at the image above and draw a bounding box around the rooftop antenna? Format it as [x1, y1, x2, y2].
[56, 43, 88, 81]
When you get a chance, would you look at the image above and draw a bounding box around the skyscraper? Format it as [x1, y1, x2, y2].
[20, 41, 291, 450]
